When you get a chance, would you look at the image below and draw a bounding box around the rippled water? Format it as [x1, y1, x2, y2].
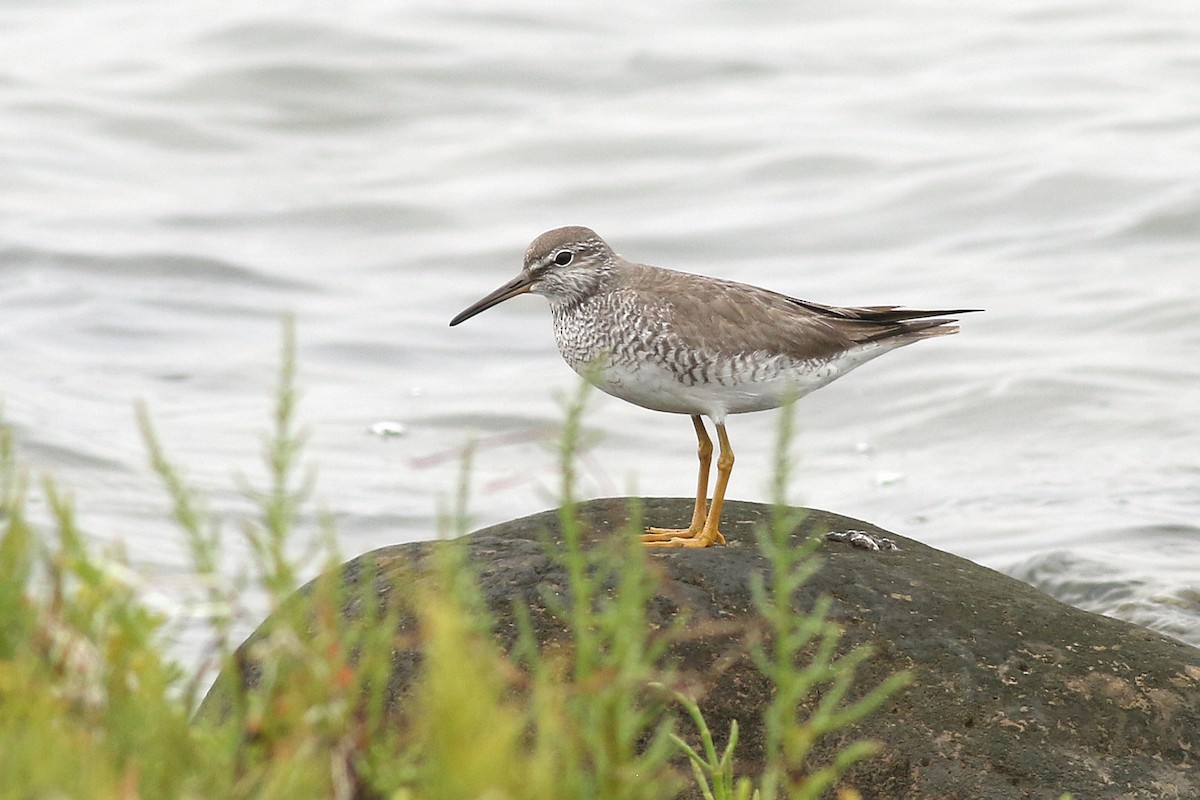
[2, 0, 1198, 652]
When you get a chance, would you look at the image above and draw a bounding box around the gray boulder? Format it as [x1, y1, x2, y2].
[201, 498, 1200, 799]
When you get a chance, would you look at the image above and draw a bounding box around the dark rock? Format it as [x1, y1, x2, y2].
[200, 498, 1200, 799]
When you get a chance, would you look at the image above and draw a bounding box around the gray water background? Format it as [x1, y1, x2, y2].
[2, 0, 1198, 656]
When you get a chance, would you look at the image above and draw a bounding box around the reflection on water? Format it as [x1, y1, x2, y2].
[1011, 536, 1200, 648]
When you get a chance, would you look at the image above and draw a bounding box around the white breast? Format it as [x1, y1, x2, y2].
[571, 343, 889, 423]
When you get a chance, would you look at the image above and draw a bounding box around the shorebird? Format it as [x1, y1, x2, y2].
[449, 226, 975, 548]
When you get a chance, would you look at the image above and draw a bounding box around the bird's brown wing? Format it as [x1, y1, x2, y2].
[628, 263, 971, 361]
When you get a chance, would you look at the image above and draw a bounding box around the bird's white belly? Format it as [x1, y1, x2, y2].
[573, 346, 884, 422]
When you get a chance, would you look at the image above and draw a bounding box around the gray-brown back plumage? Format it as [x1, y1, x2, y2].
[610, 259, 969, 365]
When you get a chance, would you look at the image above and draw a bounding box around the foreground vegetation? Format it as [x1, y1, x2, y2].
[0, 325, 909, 799]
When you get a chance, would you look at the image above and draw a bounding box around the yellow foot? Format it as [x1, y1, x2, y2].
[642, 526, 698, 542]
[641, 527, 726, 548]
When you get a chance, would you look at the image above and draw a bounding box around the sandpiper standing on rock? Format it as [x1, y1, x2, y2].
[450, 226, 976, 548]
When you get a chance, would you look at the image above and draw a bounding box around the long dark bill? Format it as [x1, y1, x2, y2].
[449, 273, 534, 326]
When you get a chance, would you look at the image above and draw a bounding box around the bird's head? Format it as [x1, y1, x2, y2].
[449, 226, 615, 326]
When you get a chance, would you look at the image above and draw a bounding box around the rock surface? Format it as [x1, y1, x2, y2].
[201, 498, 1200, 799]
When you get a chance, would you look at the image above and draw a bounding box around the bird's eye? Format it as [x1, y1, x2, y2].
[553, 250, 573, 266]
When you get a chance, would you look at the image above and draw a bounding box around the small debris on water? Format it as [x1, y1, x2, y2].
[369, 420, 407, 438]
[874, 470, 905, 487]
[825, 529, 900, 551]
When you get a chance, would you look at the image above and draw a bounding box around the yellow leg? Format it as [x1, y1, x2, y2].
[642, 416, 711, 542]
[643, 418, 731, 548]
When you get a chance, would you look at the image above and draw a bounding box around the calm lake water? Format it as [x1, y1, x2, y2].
[2, 0, 1198, 656]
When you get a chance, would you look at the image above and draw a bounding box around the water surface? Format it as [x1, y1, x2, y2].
[2, 0, 1198, 652]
